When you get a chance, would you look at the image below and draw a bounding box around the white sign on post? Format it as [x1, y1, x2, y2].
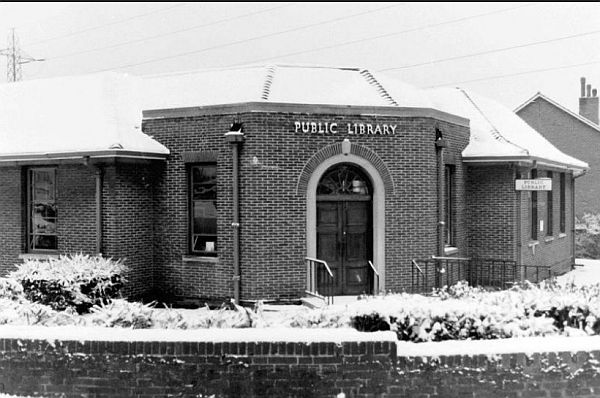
[515, 178, 552, 191]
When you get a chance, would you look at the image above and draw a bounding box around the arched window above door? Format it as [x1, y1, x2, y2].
[317, 164, 372, 196]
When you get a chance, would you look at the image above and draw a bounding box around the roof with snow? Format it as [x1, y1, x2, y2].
[429, 87, 588, 173]
[0, 72, 169, 163]
[515, 92, 600, 133]
[141, 64, 435, 110]
[0, 64, 588, 173]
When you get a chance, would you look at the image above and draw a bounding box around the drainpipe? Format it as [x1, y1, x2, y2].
[571, 172, 576, 267]
[435, 128, 448, 287]
[83, 157, 103, 255]
[225, 123, 244, 304]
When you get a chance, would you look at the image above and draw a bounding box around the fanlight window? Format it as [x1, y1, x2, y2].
[317, 164, 371, 196]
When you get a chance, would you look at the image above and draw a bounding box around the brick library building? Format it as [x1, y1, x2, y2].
[0, 65, 588, 304]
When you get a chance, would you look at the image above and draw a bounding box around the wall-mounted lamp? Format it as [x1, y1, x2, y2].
[225, 122, 245, 143]
[435, 127, 448, 149]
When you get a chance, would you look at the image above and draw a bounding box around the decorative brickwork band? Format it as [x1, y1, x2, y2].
[181, 151, 218, 163]
[296, 141, 394, 196]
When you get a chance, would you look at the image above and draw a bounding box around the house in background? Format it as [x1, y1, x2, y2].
[516, 77, 600, 217]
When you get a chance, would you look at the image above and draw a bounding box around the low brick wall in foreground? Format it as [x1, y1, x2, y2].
[0, 328, 397, 398]
[2, 327, 600, 397]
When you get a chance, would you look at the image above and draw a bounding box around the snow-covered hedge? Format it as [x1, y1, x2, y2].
[0, 274, 599, 344]
[576, 213, 600, 258]
[9, 254, 127, 314]
[348, 280, 600, 342]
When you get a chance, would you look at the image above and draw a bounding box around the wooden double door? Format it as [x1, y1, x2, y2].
[316, 198, 372, 296]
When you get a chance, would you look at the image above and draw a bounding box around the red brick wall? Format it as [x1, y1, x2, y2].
[102, 163, 157, 299]
[143, 112, 470, 302]
[466, 164, 575, 273]
[466, 165, 517, 260]
[517, 98, 597, 216]
[0, 163, 157, 298]
[0, 165, 98, 273]
[2, 334, 600, 398]
[0, 167, 23, 274]
[145, 115, 235, 302]
[396, 350, 600, 398]
[57, 165, 97, 255]
[519, 168, 574, 274]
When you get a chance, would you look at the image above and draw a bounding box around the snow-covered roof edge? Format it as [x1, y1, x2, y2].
[515, 92, 600, 134]
[0, 71, 169, 163]
[443, 87, 588, 174]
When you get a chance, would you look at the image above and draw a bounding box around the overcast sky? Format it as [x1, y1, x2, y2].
[0, 2, 598, 112]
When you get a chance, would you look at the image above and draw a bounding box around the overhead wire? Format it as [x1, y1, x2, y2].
[378, 28, 600, 72]
[23, 3, 188, 47]
[48, 3, 297, 61]
[87, 3, 404, 72]
[224, 3, 537, 67]
[427, 59, 600, 88]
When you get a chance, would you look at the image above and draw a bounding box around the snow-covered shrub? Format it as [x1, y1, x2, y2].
[0, 298, 78, 326]
[87, 299, 155, 329]
[85, 299, 264, 329]
[9, 254, 128, 313]
[0, 278, 24, 301]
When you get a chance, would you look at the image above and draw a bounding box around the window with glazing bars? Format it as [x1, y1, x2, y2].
[560, 173, 566, 233]
[190, 164, 217, 255]
[28, 168, 58, 251]
[444, 165, 455, 246]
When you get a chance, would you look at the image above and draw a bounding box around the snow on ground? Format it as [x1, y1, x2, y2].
[1, 260, 599, 359]
[557, 258, 600, 286]
[398, 260, 600, 357]
[398, 335, 600, 357]
[0, 395, 32, 398]
[0, 324, 396, 344]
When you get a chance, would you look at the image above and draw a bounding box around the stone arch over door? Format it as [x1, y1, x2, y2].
[302, 142, 391, 292]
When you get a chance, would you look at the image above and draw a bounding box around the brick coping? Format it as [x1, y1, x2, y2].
[0, 325, 396, 343]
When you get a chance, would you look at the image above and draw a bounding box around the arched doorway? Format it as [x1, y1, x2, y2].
[316, 164, 373, 295]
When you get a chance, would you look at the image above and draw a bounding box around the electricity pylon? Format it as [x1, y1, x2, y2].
[0, 28, 44, 82]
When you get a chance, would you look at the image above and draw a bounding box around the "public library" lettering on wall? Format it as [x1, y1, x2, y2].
[294, 121, 397, 135]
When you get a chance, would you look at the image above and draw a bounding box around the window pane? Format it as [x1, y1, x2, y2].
[192, 166, 216, 200]
[531, 169, 538, 241]
[317, 164, 371, 195]
[190, 164, 217, 255]
[193, 200, 217, 235]
[31, 235, 57, 251]
[33, 170, 55, 202]
[444, 166, 453, 246]
[192, 235, 217, 253]
[29, 169, 57, 251]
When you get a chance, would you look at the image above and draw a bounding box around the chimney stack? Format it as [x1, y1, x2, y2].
[579, 77, 599, 124]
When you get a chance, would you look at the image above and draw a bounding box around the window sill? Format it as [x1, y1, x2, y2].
[182, 255, 219, 263]
[558, 233, 567, 239]
[444, 247, 459, 256]
[19, 253, 59, 261]
[544, 236, 555, 243]
[527, 241, 539, 248]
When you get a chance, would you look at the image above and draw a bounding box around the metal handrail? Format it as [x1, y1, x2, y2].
[411, 259, 424, 276]
[367, 261, 379, 276]
[305, 257, 334, 305]
[368, 261, 380, 295]
[305, 256, 333, 277]
[431, 256, 471, 261]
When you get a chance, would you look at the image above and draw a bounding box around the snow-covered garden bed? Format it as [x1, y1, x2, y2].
[3, 254, 600, 345]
